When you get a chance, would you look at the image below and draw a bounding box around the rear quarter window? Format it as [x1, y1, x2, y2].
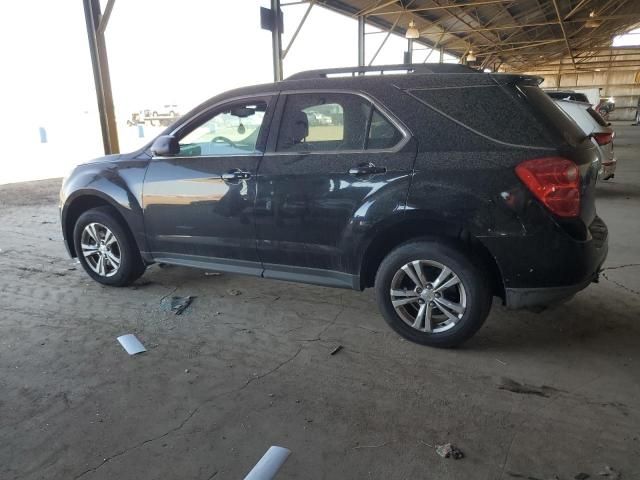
[407, 83, 582, 148]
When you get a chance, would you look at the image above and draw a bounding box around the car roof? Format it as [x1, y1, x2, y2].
[206, 67, 540, 103]
[170, 65, 542, 139]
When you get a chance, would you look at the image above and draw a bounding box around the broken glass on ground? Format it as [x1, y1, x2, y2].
[170, 296, 194, 315]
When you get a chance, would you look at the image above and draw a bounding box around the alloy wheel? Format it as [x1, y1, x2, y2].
[80, 222, 121, 277]
[389, 260, 467, 333]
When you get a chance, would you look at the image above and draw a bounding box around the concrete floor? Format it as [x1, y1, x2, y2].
[1, 125, 639, 480]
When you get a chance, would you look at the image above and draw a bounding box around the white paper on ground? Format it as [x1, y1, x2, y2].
[244, 446, 291, 480]
[117, 334, 146, 355]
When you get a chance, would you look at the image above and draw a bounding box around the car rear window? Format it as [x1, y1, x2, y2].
[553, 100, 597, 135]
[407, 82, 584, 148]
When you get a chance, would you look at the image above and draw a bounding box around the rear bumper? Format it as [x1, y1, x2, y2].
[505, 265, 603, 309]
[480, 216, 608, 309]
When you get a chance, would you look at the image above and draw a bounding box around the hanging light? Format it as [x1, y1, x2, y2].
[585, 11, 601, 28]
[466, 50, 477, 62]
[405, 20, 420, 39]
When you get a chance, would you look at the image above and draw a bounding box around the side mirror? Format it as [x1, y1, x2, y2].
[150, 135, 179, 156]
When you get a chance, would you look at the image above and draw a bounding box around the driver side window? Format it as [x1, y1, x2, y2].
[178, 100, 267, 157]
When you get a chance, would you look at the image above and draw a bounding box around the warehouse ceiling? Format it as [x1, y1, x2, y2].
[318, 0, 640, 71]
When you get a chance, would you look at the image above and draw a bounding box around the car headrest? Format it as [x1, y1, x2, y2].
[279, 110, 309, 149]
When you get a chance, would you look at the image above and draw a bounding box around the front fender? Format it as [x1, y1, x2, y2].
[60, 157, 149, 257]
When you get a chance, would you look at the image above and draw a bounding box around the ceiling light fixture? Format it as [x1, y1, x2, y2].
[466, 50, 477, 62]
[585, 11, 601, 28]
[405, 20, 419, 39]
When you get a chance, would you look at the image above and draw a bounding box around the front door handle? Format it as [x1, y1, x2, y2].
[222, 169, 252, 182]
[348, 162, 387, 176]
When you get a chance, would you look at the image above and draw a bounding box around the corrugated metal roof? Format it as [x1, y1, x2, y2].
[316, 0, 640, 71]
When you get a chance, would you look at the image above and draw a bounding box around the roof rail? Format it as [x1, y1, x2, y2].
[286, 64, 479, 80]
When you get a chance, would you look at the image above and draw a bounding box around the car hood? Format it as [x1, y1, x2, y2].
[80, 153, 126, 166]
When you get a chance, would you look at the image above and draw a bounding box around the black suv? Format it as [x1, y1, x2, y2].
[60, 64, 608, 347]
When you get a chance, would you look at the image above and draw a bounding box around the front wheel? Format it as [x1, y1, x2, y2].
[375, 240, 492, 348]
[73, 207, 145, 287]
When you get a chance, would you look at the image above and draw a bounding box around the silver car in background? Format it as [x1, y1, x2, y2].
[552, 99, 616, 180]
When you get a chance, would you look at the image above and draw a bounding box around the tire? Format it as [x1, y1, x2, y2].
[73, 206, 145, 287]
[374, 240, 492, 348]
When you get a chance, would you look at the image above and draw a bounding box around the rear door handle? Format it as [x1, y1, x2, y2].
[348, 162, 387, 176]
[221, 169, 252, 182]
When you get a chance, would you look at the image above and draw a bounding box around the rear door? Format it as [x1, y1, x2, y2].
[143, 96, 275, 274]
[254, 91, 416, 287]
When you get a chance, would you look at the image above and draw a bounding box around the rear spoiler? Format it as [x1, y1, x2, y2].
[490, 73, 543, 86]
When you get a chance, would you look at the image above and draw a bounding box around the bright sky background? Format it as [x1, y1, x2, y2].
[613, 27, 640, 47]
[3, 0, 636, 184]
[0, 0, 457, 183]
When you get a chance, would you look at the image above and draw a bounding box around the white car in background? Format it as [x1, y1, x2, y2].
[552, 99, 616, 180]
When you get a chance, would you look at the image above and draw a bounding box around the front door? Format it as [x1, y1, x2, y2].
[254, 91, 416, 287]
[143, 96, 274, 275]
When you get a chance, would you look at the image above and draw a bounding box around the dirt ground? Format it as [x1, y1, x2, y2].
[1, 125, 639, 480]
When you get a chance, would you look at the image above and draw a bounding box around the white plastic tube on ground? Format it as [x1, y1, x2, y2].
[243, 446, 291, 480]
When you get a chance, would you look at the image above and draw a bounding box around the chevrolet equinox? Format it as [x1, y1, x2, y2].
[60, 64, 608, 347]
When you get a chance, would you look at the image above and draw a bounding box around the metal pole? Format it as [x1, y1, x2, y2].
[368, 14, 402, 66]
[97, 0, 116, 36]
[423, 31, 445, 63]
[283, 0, 314, 59]
[83, 0, 119, 154]
[407, 38, 414, 65]
[551, 0, 577, 70]
[358, 16, 365, 67]
[271, 0, 283, 81]
[439, 46, 444, 63]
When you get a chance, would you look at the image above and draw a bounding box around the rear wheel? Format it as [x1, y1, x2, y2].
[73, 207, 145, 286]
[375, 240, 492, 348]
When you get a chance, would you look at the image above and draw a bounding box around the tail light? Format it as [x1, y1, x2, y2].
[515, 157, 581, 217]
[592, 132, 614, 145]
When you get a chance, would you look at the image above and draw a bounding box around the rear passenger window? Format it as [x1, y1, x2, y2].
[276, 93, 403, 152]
